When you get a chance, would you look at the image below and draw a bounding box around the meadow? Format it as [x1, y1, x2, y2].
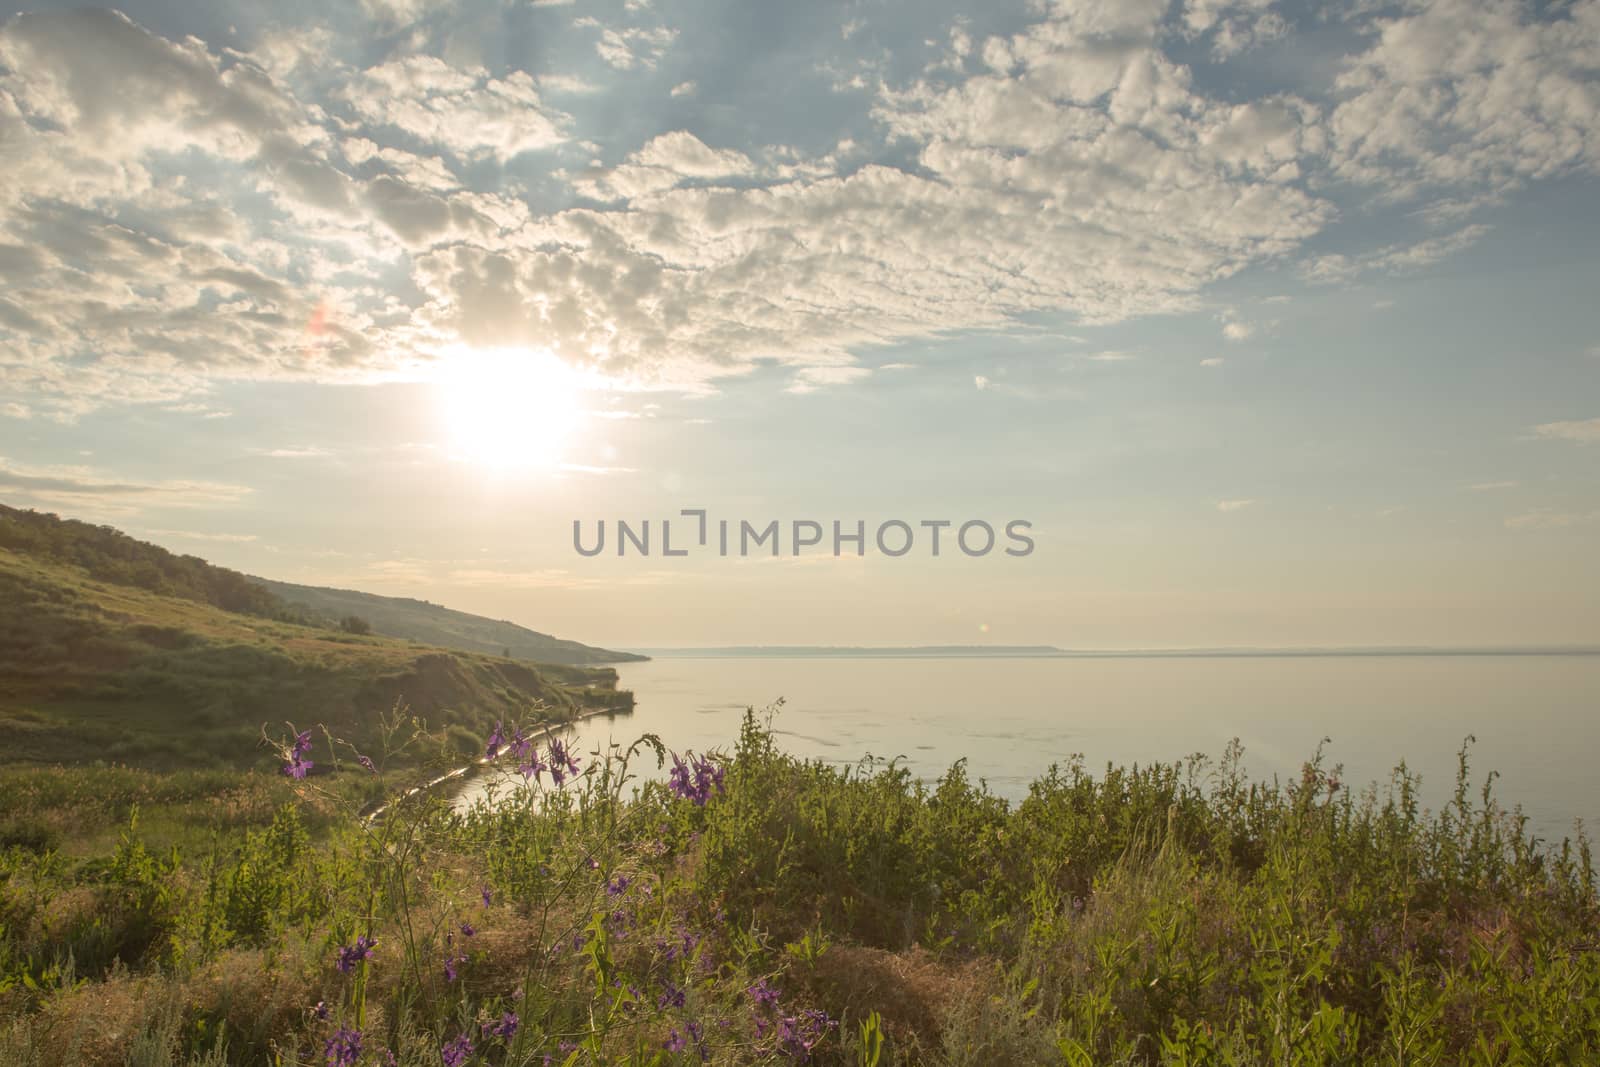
[1, 703, 1596, 1066]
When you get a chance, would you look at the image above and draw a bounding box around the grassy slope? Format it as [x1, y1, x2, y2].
[250, 576, 646, 665]
[0, 547, 631, 772]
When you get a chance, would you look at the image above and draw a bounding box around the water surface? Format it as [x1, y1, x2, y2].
[461, 655, 1599, 842]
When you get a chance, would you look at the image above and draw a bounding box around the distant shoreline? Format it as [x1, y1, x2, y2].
[624, 645, 1600, 660]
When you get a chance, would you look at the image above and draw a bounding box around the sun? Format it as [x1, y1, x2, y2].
[435, 346, 585, 471]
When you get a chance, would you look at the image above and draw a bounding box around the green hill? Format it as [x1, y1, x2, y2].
[0, 505, 632, 771]
[249, 576, 645, 665]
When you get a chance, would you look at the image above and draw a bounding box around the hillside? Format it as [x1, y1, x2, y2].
[251, 576, 645, 665]
[0, 539, 631, 772]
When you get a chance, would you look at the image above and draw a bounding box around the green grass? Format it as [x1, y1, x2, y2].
[0, 547, 630, 773]
[1, 710, 1595, 1066]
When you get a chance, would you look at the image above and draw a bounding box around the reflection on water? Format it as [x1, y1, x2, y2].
[456, 655, 1600, 843]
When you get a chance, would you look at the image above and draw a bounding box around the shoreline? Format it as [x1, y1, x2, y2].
[360, 703, 635, 822]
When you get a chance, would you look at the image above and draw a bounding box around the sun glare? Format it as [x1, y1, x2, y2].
[435, 347, 585, 471]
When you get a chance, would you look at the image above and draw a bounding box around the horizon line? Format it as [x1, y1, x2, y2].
[621, 643, 1600, 659]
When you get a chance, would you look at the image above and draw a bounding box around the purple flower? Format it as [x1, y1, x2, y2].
[663, 1030, 687, 1053]
[748, 978, 781, 1008]
[485, 1011, 519, 1040]
[486, 722, 505, 760]
[606, 874, 631, 897]
[547, 738, 580, 786]
[324, 1026, 362, 1067]
[283, 754, 313, 779]
[668, 752, 725, 806]
[508, 727, 532, 762]
[294, 730, 314, 755]
[335, 935, 377, 974]
[441, 1033, 474, 1067]
[460, 921, 476, 938]
[518, 748, 547, 782]
[480, 884, 493, 908]
[444, 953, 464, 982]
[658, 983, 686, 1009]
[776, 1009, 836, 1061]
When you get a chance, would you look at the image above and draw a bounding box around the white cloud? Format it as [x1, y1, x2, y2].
[1216, 499, 1256, 511]
[0, 456, 251, 515]
[1467, 480, 1516, 491]
[342, 57, 568, 161]
[788, 366, 874, 394]
[973, 374, 991, 390]
[1222, 321, 1254, 341]
[1531, 417, 1600, 444]
[1302, 225, 1491, 284]
[1200, 357, 1225, 367]
[1505, 510, 1600, 530]
[2, 1, 1597, 416]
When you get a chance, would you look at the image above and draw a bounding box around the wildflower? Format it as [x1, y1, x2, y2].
[585, 857, 600, 870]
[357, 754, 376, 773]
[547, 737, 580, 785]
[460, 921, 476, 938]
[283, 753, 313, 779]
[441, 1033, 474, 1067]
[508, 726, 532, 761]
[312, 1000, 329, 1020]
[776, 1009, 836, 1061]
[335, 935, 377, 974]
[485, 1011, 519, 1040]
[748, 978, 781, 1008]
[480, 884, 493, 908]
[663, 1030, 687, 1052]
[606, 874, 631, 897]
[444, 953, 464, 982]
[518, 747, 547, 782]
[486, 722, 505, 760]
[687, 1021, 707, 1060]
[294, 730, 314, 755]
[667, 752, 725, 806]
[324, 1026, 362, 1067]
[658, 983, 686, 1009]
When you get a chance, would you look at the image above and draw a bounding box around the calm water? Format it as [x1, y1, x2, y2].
[460, 655, 1600, 843]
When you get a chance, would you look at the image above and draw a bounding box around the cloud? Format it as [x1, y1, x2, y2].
[0, 456, 251, 514]
[1302, 225, 1492, 284]
[260, 446, 332, 459]
[1328, 0, 1600, 201]
[788, 366, 874, 394]
[2, 1, 1597, 415]
[1200, 357, 1225, 367]
[1531, 418, 1600, 444]
[341, 57, 568, 161]
[1222, 321, 1254, 342]
[1505, 510, 1600, 530]
[1467, 481, 1517, 491]
[142, 528, 260, 543]
[1216, 499, 1256, 512]
[575, 18, 677, 71]
[973, 374, 991, 390]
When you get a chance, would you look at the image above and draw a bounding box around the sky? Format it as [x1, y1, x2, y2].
[0, 0, 1597, 651]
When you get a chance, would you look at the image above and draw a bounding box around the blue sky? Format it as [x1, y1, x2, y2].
[0, 0, 1597, 648]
